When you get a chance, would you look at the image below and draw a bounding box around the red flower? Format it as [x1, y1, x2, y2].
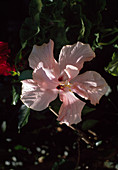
[0, 41, 16, 76]
[0, 42, 10, 56]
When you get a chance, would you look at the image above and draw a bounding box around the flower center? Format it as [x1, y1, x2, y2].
[56, 80, 72, 92]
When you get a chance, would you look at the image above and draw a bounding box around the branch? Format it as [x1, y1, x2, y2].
[49, 106, 94, 148]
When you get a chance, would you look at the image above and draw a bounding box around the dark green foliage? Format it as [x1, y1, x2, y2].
[14, 144, 27, 151]
[82, 106, 96, 116]
[20, 17, 40, 47]
[20, 0, 43, 47]
[19, 70, 33, 81]
[12, 85, 20, 105]
[29, 0, 43, 16]
[82, 119, 99, 130]
[18, 105, 30, 131]
[105, 52, 118, 76]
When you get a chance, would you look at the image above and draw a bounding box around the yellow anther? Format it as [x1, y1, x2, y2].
[57, 81, 72, 92]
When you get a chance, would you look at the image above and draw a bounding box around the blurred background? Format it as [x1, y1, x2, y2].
[0, 0, 118, 169]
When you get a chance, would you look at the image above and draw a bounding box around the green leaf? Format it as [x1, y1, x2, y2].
[82, 106, 96, 115]
[52, 159, 66, 170]
[105, 52, 118, 76]
[52, 162, 58, 170]
[92, 33, 103, 50]
[19, 70, 33, 81]
[82, 119, 99, 130]
[79, 15, 92, 42]
[14, 145, 27, 151]
[78, 18, 85, 40]
[29, 0, 43, 17]
[12, 86, 19, 105]
[15, 49, 22, 66]
[19, 0, 43, 47]
[98, 36, 118, 46]
[113, 44, 118, 49]
[18, 105, 30, 131]
[20, 17, 40, 47]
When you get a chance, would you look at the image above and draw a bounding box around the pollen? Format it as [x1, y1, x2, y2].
[56, 81, 72, 92]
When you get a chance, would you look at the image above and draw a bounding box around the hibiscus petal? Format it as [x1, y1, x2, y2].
[33, 62, 59, 89]
[71, 71, 108, 105]
[57, 91, 85, 126]
[58, 65, 79, 81]
[59, 41, 95, 73]
[28, 39, 60, 76]
[20, 79, 58, 111]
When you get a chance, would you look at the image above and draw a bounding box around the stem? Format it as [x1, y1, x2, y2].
[98, 35, 118, 46]
[75, 137, 80, 169]
[49, 106, 94, 147]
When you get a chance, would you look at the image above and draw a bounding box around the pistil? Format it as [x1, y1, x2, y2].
[56, 81, 72, 92]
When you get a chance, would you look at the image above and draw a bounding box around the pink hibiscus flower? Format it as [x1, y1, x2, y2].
[21, 40, 108, 125]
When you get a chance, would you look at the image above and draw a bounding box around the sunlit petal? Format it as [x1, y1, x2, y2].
[58, 65, 79, 81]
[33, 62, 59, 89]
[21, 79, 58, 111]
[59, 41, 95, 73]
[29, 39, 60, 76]
[71, 71, 108, 105]
[57, 91, 85, 125]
